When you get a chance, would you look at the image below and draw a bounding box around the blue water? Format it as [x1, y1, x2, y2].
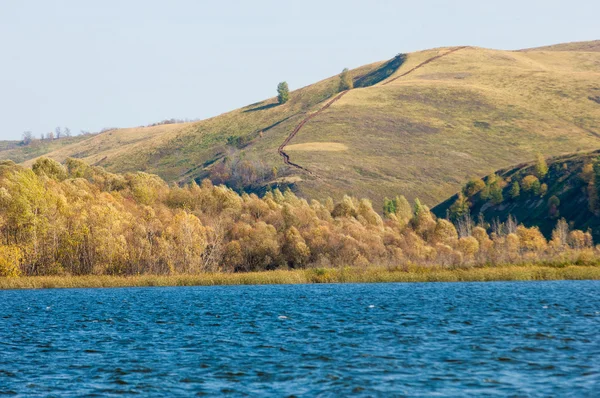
[1, 281, 599, 396]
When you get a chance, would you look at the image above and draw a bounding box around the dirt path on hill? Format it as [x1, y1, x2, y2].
[382, 46, 468, 85]
[278, 46, 468, 174]
[277, 90, 349, 175]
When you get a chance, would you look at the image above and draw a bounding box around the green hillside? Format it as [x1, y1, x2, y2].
[433, 150, 600, 242]
[1, 41, 599, 209]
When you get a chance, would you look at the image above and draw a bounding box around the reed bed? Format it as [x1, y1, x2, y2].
[1, 264, 599, 290]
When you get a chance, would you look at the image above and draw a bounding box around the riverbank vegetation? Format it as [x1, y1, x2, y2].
[434, 150, 600, 242]
[2, 265, 599, 289]
[0, 158, 599, 279]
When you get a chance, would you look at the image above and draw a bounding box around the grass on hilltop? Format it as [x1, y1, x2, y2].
[0, 42, 599, 210]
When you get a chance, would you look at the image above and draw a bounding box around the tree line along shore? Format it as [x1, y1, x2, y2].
[0, 157, 599, 283]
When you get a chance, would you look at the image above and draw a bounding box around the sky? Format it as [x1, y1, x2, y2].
[0, 0, 598, 140]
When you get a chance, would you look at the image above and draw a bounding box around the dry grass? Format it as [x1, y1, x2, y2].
[1, 265, 599, 290]
[284, 142, 348, 151]
[519, 40, 600, 52]
[1, 42, 599, 209]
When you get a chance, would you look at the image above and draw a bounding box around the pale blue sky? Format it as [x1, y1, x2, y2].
[0, 0, 598, 140]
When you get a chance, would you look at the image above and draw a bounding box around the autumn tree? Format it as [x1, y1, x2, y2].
[394, 195, 412, 224]
[0, 157, 596, 277]
[521, 175, 541, 195]
[535, 153, 548, 179]
[481, 173, 504, 204]
[548, 195, 560, 218]
[550, 218, 569, 250]
[463, 178, 485, 197]
[448, 192, 470, 220]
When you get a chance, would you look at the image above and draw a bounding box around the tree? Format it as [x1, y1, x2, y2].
[593, 157, 600, 205]
[0, 245, 22, 277]
[383, 197, 396, 216]
[32, 157, 67, 181]
[21, 131, 33, 145]
[535, 153, 548, 179]
[521, 175, 541, 194]
[463, 178, 485, 197]
[277, 82, 289, 104]
[488, 182, 503, 204]
[481, 173, 503, 203]
[47, 131, 55, 140]
[394, 195, 412, 223]
[509, 181, 520, 199]
[448, 192, 470, 220]
[548, 195, 560, 218]
[55, 127, 62, 139]
[339, 68, 353, 91]
[550, 218, 569, 249]
[64, 127, 71, 138]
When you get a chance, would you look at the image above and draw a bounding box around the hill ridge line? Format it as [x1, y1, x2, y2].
[382, 46, 468, 85]
[278, 46, 469, 174]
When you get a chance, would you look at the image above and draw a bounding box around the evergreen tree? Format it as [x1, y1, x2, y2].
[277, 81, 289, 104]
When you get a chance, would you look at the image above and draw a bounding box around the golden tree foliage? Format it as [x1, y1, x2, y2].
[0, 158, 597, 276]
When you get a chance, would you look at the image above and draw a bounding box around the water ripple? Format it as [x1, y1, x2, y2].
[1, 281, 599, 396]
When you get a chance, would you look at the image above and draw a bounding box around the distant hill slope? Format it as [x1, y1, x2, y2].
[1, 40, 600, 209]
[519, 40, 600, 52]
[432, 150, 600, 242]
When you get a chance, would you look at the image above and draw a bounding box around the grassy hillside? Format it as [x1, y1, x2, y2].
[0, 135, 90, 164]
[519, 40, 600, 52]
[1, 41, 599, 209]
[432, 150, 600, 242]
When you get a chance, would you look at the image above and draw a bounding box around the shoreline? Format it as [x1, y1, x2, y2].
[1, 265, 599, 290]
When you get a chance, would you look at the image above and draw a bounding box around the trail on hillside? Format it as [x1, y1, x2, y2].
[382, 46, 468, 86]
[277, 90, 349, 175]
[278, 46, 468, 174]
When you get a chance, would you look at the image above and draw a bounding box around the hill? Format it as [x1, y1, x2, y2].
[1, 41, 600, 209]
[519, 40, 600, 52]
[432, 150, 600, 242]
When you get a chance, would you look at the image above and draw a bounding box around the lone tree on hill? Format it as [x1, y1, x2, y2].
[277, 82, 289, 104]
[339, 68, 353, 91]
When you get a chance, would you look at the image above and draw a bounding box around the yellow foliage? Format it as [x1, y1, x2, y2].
[0, 245, 22, 277]
[517, 226, 547, 252]
[458, 236, 479, 259]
